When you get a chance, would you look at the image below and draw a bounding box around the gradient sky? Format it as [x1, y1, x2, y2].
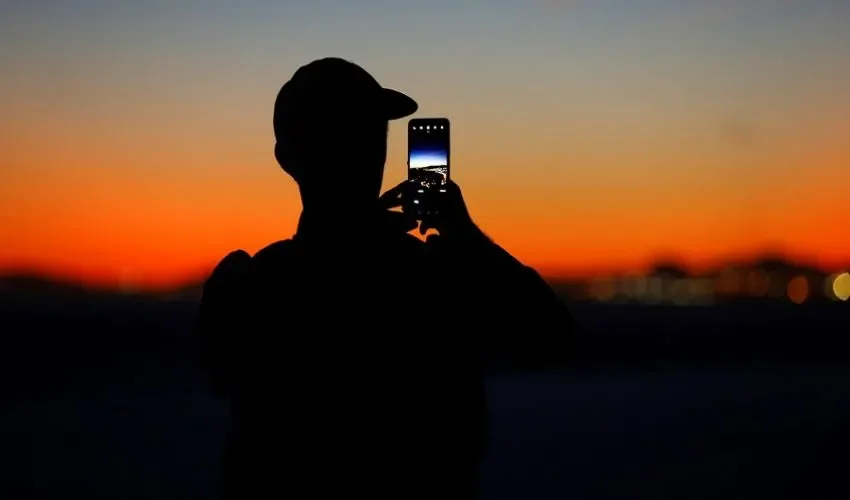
[1, 0, 849, 289]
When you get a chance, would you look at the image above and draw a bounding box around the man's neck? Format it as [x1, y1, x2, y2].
[295, 205, 379, 241]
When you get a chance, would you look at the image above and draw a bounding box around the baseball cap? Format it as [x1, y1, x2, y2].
[274, 57, 418, 138]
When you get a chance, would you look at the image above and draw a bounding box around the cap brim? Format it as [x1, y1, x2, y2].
[382, 88, 418, 120]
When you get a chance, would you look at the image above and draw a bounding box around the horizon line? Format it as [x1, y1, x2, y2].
[2, 254, 848, 295]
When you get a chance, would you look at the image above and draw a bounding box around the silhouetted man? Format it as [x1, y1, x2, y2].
[197, 57, 574, 499]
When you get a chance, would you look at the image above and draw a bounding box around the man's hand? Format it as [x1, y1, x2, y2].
[377, 181, 418, 235]
[419, 181, 478, 240]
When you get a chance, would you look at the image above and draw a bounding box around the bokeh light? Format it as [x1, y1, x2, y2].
[833, 272, 850, 302]
[746, 271, 770, 297]
[786, 276, 809, 305]
[589, 279, 616, 302]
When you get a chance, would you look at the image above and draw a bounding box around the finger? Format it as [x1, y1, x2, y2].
[378, 180, 410, 207]
[440, 181, 464, 210]
[444, 179, 460, 193]
[425, 234, 442, 245]
[378, 193, 401, 211]
[419, 219, 431, 235]
[384, 211, 418, 233]
[380, 196, 404, 211]
[401, 216, 418, 233]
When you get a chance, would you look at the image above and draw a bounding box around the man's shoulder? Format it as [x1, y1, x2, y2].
[207, 249, 252, 284]
[253, 239, 300, 264]
[208, 234, 427, 280]
[205, 240, 298, 283]
[200, 249, 253, 311]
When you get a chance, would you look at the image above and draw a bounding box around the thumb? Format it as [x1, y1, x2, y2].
[425, 234, 442, 245]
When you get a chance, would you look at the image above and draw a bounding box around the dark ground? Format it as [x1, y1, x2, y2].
[2, 297, 849, 499]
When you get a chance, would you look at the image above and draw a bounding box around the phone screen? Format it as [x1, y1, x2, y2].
[408, 118, 450, 193]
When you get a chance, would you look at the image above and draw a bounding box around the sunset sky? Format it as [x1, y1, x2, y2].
[1, 1, 849, 290]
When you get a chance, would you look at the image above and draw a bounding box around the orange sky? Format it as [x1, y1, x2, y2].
[1, 2, 849, 290]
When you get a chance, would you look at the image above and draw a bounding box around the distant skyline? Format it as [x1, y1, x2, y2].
[409, 151, 448, 170]
[4, 253, 848, 307]
[2, 1, 849, 289]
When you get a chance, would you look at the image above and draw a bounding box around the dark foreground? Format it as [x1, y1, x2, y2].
[2, 299, 849, 499]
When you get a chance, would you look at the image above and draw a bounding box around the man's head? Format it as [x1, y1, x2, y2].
[273, 58, 418, 210]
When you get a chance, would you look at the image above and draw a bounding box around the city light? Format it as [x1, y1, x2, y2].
[558, 259, 842, 306]
[786, 276, 809, 305]
[833, 272, 850, 302]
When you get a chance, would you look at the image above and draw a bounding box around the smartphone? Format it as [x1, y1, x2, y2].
[407, 118, 450, 217]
